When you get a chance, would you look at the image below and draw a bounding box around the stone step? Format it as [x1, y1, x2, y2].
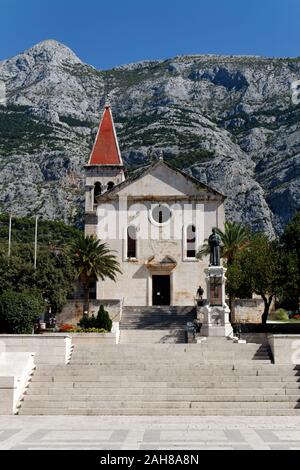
[23, 391, 300, 400]
[69, 344, 270, 352]
[19, 409, 300, 416]
[28, 372, 300, 379]
[27, 379, 300, 388]
[70, 356, 271, 362]
[28, 378, 295, 387]
[71, 351, 269, 357]
[122, 307, 196, 313]
[17, 330, 297, 417]
[31, 368, 298, 377]
[26, 378, 299, 389]
[68, 362, 273, 368]
[25, 391, 300, 401]
[69, 356, 271, 363]
[19, 400, 300, 410]
[29, 382, 300, 392]
[33, 373, 290, 384]
[71, 345, 269, 350]
[71, 345, 270, 351]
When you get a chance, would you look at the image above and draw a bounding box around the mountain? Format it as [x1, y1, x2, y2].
[0, 39, 299, 235]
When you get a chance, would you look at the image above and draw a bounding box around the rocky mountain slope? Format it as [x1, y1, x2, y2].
[0, 39, 299, 235]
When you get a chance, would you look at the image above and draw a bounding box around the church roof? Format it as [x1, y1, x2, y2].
[88, 106, 123, 166]
[100, 159, 226, 199]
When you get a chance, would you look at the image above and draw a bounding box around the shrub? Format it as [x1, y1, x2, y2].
[78, 305, 112, 332]
[96, 305, 112, 332]
[274, 309, 289, 322]
[0, 291, 44, 334]
[79, 314, 97, 329]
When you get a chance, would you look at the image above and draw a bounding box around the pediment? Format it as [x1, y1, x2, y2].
[145, 254, 177, 272]
[103, 161, 224, 200]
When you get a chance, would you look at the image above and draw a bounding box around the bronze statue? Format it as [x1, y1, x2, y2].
[208, 229, 221, 266]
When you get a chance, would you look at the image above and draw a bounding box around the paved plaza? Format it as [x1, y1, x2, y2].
[1, 416, 300, 450]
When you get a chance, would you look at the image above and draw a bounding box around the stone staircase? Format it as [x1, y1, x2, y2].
[18, 338, 300, 416]
[120, 330, 187, 344]
[119, 306, 195, 344]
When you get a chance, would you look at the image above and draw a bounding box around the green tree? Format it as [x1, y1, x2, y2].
[215, 222, 250, 265]
[239, 234, 282, 324]
[0, 247, 76, 316]
[34, 250, 76, 315]
[281, 212, 300, 258]
[280, 213, 300, 311]
[69, 235, 121, 312]
[0, 291, 44, 334]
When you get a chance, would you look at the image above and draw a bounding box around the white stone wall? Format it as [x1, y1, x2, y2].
[0, 336, 72, 365]
[268, 335, 300, 365]
[96, 204, 224, 305]
[90, 162, 225, 307]
[0, 352, 35, 415]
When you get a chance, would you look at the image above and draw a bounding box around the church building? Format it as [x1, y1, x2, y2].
[84, 105, 226, 307]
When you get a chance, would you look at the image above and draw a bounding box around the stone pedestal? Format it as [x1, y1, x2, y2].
[198, 266, 233, 338]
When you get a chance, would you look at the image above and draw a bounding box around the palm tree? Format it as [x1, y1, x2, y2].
[198, 222, 250, 320]
[69, 235, 121, 313]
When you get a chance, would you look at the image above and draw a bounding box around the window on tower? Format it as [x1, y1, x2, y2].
[94, 182, 102, 204]
[107, 181, 115, 191]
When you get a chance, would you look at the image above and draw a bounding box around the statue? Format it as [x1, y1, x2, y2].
[208, 229, 221, 266]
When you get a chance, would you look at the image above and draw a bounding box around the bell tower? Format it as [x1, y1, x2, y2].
[85, 105, 125, 236]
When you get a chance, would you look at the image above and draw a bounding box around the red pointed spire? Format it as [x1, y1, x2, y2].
[88, 106, 123, 166]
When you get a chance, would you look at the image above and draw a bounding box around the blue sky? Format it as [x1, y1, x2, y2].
[0, 0, 299, 69]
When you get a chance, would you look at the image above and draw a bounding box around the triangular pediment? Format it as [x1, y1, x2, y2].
[102, 161, 224, 199]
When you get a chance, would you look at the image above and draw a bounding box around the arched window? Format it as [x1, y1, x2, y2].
[94, 182, 102, 204]
[107, 181, 115, 191]
[127, 226, 137, 259]
[186, 225, 196, 258]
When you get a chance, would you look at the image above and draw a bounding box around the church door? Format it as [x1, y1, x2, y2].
[152, 275, 171, 306]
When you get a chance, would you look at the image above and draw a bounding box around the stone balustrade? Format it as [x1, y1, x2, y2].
[268, 335, 300, 365]
[0, 352, 35, 414]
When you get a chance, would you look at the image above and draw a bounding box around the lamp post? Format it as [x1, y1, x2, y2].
[34, 215, 38, 270]
[8, 214, 12, 261]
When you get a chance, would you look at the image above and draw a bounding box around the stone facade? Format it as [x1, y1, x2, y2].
[85, 160, 226, 307]
[84, 106, 226, 308]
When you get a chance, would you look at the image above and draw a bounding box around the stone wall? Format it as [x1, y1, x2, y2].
[71, 333, 117, 348]
[57, 299, 122, 326]
[0, 352, 35, 414]
[0, 335, 72, 365]
[233, 299, 265, 324]
[268, 335, 300, 365]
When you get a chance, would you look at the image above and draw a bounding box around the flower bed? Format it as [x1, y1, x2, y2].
[59, 324, 108, 334]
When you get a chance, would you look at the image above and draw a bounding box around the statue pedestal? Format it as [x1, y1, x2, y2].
[198, 266, 233, 338]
